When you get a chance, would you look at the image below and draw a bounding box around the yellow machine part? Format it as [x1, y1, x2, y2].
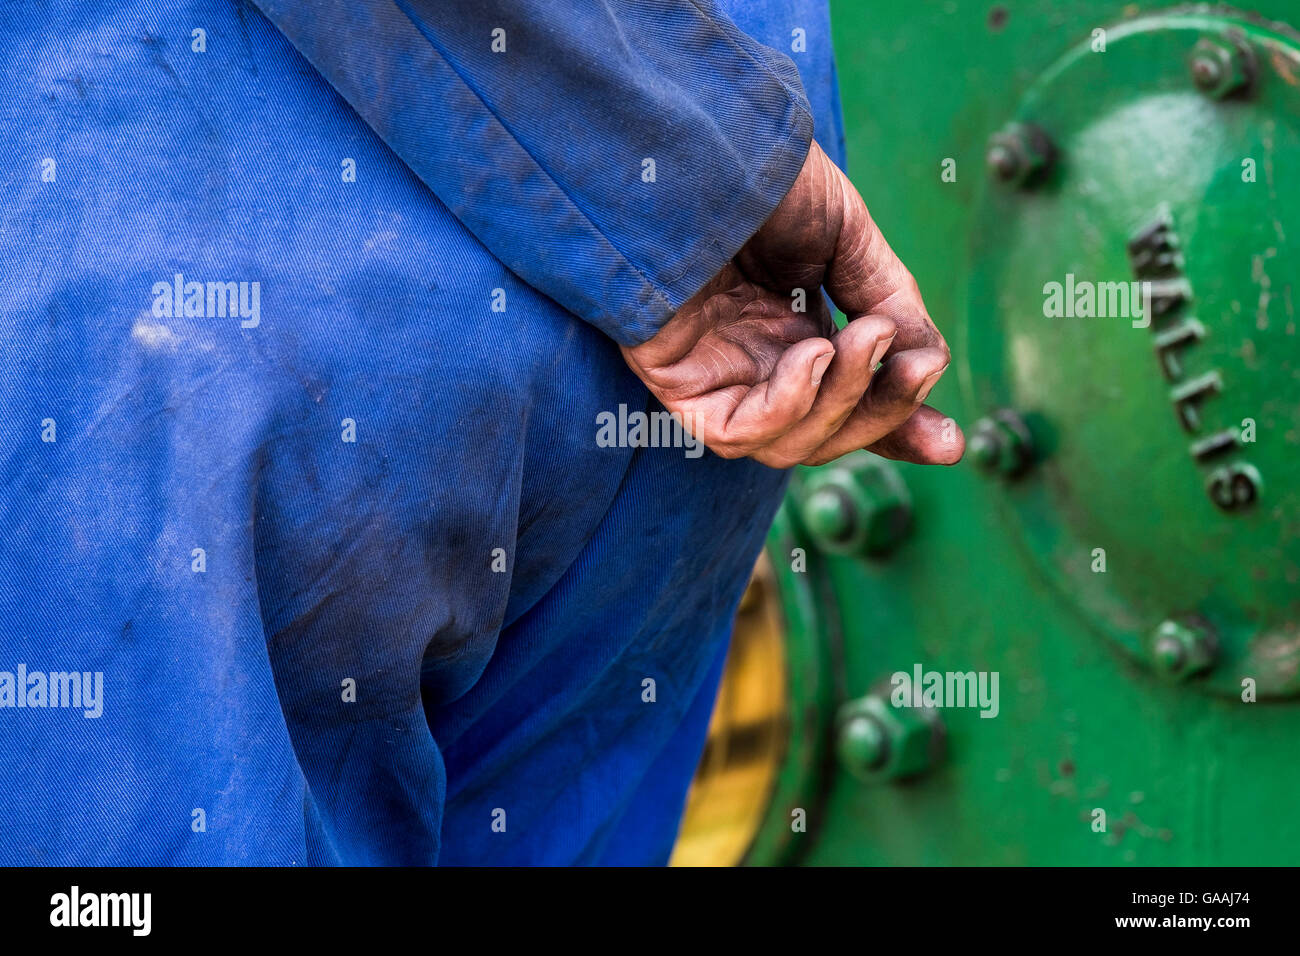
[669, 556, 788, 867]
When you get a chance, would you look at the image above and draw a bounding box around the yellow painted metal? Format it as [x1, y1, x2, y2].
[669, 555, 788, 866]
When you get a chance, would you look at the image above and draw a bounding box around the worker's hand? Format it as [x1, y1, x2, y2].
[621, 141, 963, 468]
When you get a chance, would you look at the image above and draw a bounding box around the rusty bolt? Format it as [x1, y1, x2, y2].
[1189, 35, 1255, 100]
[986, 122, 1054, 186]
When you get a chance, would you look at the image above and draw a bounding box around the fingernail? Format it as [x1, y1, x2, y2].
[811, 351, 835, 386]
[870, 334, 896, 368]
[915, 364, 948, 403]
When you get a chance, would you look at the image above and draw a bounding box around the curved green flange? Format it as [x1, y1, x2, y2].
[741, 498, 842, 866]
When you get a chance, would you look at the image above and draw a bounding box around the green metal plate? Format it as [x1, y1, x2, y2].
[960, 10, 1300, 697]
[741, 502, 840, 865]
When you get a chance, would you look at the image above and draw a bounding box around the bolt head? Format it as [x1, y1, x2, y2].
[797, 451, 912, 556]
[969, 409, 1034, 477]
[986, 144, 1020, 181]
[836, 694, 942, 783]
[800, 486, 853, 545]
[987, 122, 1053, 187]
[836, 713, 889, 774]
[968, 427, 1002, 469]
[1190, 54, 1223, 91]
[1151, 618, 1217, 681]
[1152, 634, 1187, 674]
[1189, 36, 1254, 100]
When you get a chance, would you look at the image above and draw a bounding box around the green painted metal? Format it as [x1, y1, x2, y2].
[797, 451, 913, 556]
[834, 686, 946, 783]
[965, 10, 1300, 698]
[741, 501, 839, 867]
[747, 1, 1300, 866]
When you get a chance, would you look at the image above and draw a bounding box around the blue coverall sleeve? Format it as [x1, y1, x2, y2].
[251, 0, 816, 346]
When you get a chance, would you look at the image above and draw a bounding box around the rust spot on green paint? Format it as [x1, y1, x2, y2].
[1270, 46, 1300, 86]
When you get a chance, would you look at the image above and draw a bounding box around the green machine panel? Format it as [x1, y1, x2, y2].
[673, 2, 1300, 867]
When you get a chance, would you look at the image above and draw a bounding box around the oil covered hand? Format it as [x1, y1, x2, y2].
[621, 141, 964, 469]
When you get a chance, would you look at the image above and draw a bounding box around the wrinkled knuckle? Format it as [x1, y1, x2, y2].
[710, 440, 750, 461]
[658, 382, 702, 404]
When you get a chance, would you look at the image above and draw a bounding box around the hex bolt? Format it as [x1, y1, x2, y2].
[986, 122, 1055, 186]
[1189, 35, 1255, 100]
[986, 143, 1020, 181]
[800, 486, 855, 546]
[969, 409, 1035, 478]
[796, 450, 912, 556]
[1190, 50, 1223, 91]
[1151, 617, 1218, 682]
[968, 429, 1000, 468]
[836, 711, 889, 776]
[835, 691, 945, 784]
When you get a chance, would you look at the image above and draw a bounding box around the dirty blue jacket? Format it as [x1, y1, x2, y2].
[0, 0, 845, 864]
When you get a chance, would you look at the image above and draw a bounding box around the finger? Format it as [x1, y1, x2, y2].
[865, 404, 966, 465]
[689, 336, 834, 457]
[753, 315, 896, 467]
[624, 284, 831, 403]
[800, 346, 949, 465]
[623, 265, 748, 370]
[819, 152, 947, 355]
